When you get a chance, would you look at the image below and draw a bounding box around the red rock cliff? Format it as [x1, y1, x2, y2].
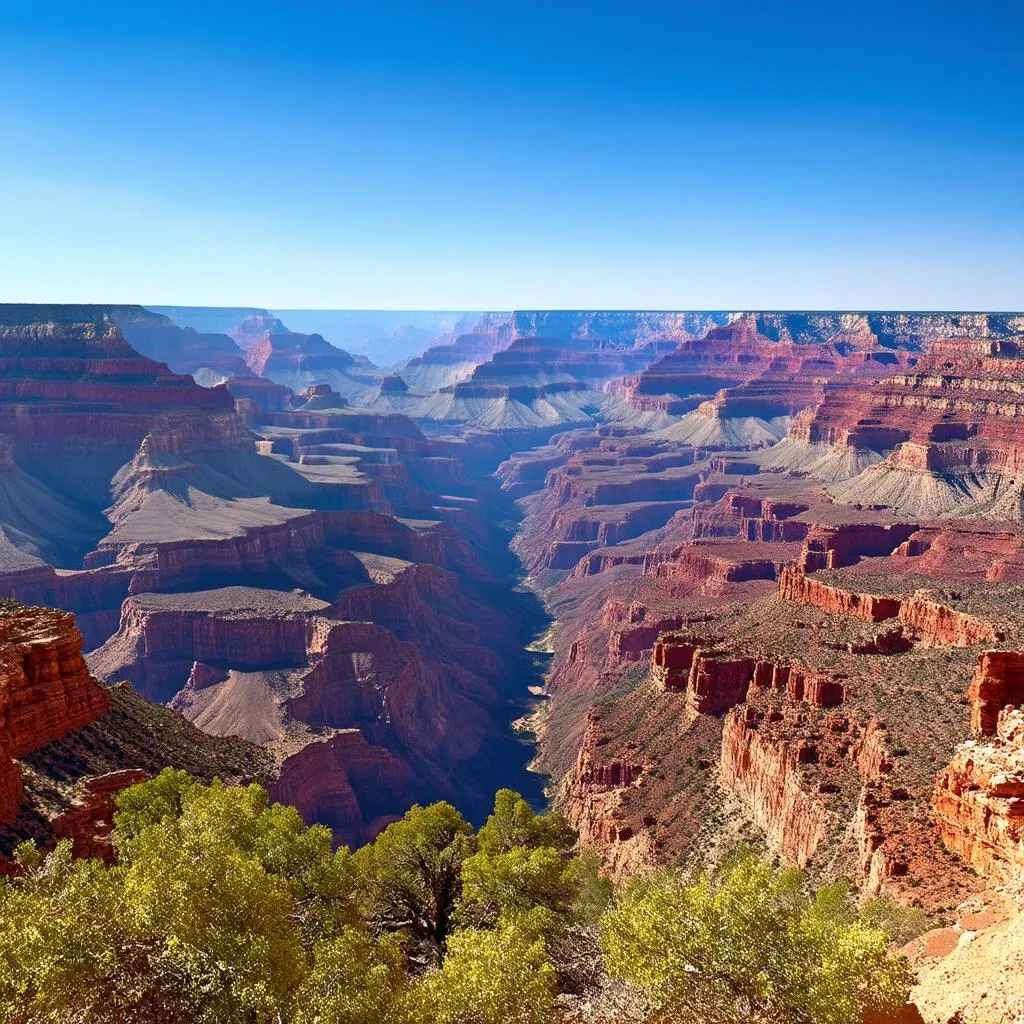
[720, 706, 831, 867]
[0, 604, 111, 824]
[933, 706, 1024, 881]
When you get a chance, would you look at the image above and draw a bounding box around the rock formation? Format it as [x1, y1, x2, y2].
[228, 314, 379, 399]
[0, 304, 548, 849]
[490, 309, 1024, 915]
[0, 603, 110, 827]
[933, 706, 1024, 881]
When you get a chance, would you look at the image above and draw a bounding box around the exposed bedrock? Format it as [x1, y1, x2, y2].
[651, 634, 847, 714]
[933, 706, 1024, 881]
[891, 523, 1024, 582]
[112, 306, 252, 380]
[765, 336, 1024, 521]
[51, 768, 151, 861]
[800, 522, 920, 571]
[898, 592, 1000, 647]
[966, 651, 1024, 735]
[779, 566, 999, 645]
[720, 707, 831, 867]
[557, 711, 659, 878]
[616, 315, 923, 429]
[89, 589, 322, 703]
[0, 605, 111, 825]
[268, 733, 415, 849]
[331, 564, 505, 670]
[0, 564, 131, 651]
[88, 540, 541, 846]
[779, 566, 902, 622]
[693, 491, 812, 542]
[105, 509, 482, 600]
[289, 616, 497, 764]
[645, 543, 788, 589]
[0, 318, 259, 567]
[1, 607, 110, 759]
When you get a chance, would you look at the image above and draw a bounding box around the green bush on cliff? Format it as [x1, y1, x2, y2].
[600, 848, 916, 1024]
[0, 771, 913, 1024]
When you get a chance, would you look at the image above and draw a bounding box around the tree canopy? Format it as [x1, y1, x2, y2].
[0, 772, 915, 1024]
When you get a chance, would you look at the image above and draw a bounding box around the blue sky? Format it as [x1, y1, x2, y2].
[1, 0, 1021, 309]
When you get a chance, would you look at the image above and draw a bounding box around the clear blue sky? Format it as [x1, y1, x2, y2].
[1, 0, 1021, 310]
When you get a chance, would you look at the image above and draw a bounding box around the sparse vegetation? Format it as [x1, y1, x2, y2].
[0, 772, 914, 1024]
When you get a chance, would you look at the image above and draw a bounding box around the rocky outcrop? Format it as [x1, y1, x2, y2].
[0, 308, 257, 568]
[0, 682, 273, 863]
[1, 606, 110, 759]
[720, 706, 831, 867]
[646, 544, 785, 588]
[269, 733, 413, 848]
[906, 886, 1024, 1024]
[650, 633, 716, 692]
[799, 522, 919, 571]
[779, 566, 902, 621]
[0, 604, 111, 825]
[933, 707, 1024, 881]
[511, 310, 1024, 351]
[246, 330, 354, 378]
[966, 651, 1024, 735]
[290, 614, 497, 764]
[218, 315, 379, 399]
[898, 592, 999, 648]
[90, 588, 323, 702]
[653, 629, 846, 714]
[50, 769, 151, 860]
[779, 567, 999, 646]
[557, 712, 657, 878]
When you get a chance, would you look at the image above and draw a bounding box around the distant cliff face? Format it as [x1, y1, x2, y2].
[0, 303, 548, 852]
[498, 310, 1024, 348]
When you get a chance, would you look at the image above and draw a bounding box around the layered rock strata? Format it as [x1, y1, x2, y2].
[0, 604, 110, 826]
[932, 707, 1024, 881]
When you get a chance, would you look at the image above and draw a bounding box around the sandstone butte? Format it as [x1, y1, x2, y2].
[3, 306, 1024, 1020]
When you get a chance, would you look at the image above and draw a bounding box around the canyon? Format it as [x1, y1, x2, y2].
[487, 312, 1024, 923]
[3, 303, 1024, 1020]
[0, 304, 546, 854]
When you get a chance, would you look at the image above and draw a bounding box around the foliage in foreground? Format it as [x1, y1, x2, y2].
[0, 770, 914, 1023]
[601, 852, 916, 1024]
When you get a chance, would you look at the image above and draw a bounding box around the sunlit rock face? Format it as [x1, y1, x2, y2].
[0, 605, 110, 825]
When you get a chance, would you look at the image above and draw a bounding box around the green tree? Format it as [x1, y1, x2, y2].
[118, 773, 361, 942]
[294, 927, 408, 1024]
[0, 773, 369, 1023]
[353, 801, 473, 958]
[406, 923, 556, 1024]
[475, 788, 576, 855]
[460, 844, 576, 931]
[600, 849, 915, 1024]
[118, 799, 307, 1019]
[113, 766, 197, 840]
[460, 789, 605, 934]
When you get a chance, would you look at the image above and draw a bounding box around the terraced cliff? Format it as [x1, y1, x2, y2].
[0, 305, 547, 848]
[497, 312, 1024, 920]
